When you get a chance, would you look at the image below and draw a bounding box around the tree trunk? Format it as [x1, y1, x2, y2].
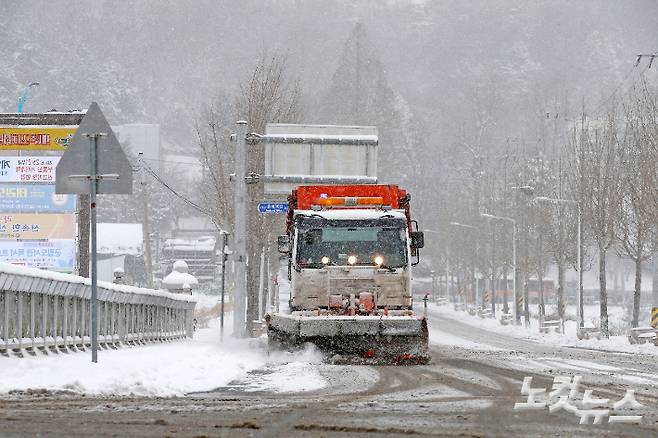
[557, 261, 565, 322]
[537, 234, 545, 326]
[77, 195, 90, 277]
[502, 266, 509, 314]
[599, 247, 609, 337]
[522, 216, 530, 326]
[652, 257, 658, 307]
[632, 258, 642, 328]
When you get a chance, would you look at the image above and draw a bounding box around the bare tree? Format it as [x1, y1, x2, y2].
[195, 54, 302, 334]
[616, 85, 658, 328]
[236, 54, 303, 333]
[570, 109, 623, 337]
[195, 93, 235, 232]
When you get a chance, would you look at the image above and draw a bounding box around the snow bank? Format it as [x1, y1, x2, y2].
[0, 319, 325, 397]
[429, 305, 658, 356]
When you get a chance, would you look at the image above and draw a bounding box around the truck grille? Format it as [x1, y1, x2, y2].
[328, 278, 381, 296]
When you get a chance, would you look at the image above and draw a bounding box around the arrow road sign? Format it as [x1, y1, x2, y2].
[55, 102, 132, 195]
[258, 202, 288, 213]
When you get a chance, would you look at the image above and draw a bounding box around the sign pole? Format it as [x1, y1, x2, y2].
[86, 133, 105, 363]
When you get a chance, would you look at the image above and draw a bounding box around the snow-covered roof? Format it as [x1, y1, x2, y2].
[97, 223, 143, 255]
[163, 236, 216, 251]
[294, 209, 407, 221]
[175, 216, 217, 231]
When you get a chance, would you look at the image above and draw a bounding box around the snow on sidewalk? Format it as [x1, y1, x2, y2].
[0, 318, 326, 397]
[428, 304, 658, 356]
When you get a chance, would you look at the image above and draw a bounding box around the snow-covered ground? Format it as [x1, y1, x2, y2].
[0, 298, 326, 397]
[428, 304, 658, 356]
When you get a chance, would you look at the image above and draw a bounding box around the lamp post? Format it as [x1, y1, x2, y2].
[449, 222, 479, 307]
[480, 213, 517, 323]
[17, 82, 39, 113]
[533, 196, 583, 332]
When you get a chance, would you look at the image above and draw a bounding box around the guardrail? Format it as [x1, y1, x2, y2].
[0, 263, 196, 356]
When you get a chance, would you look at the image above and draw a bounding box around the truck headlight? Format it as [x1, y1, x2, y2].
[374, 255, 384, 266]
[348, 255, 357, 265]
[321, 256, 330, 264]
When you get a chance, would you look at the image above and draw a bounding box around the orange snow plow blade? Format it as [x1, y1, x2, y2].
[266, 313, 429, 365]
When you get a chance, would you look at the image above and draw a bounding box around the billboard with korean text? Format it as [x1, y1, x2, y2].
[0, 156, 60, 182]
[0, 183, 75, 212]
[0, 127, 76, 151]
[0, 239, 75, 272]
[0, 213, 75, 240]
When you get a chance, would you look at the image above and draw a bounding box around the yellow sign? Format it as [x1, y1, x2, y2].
[651, 307, 658, 329]
[0, 213, 75, 239]
[0, 127, 77, 151]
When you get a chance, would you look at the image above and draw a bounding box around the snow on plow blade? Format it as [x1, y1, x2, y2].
[266, 314, 429, 365]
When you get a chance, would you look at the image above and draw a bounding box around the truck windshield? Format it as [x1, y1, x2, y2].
[296, 219, 407, 268]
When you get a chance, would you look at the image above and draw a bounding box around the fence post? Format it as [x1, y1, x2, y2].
[16, 292, 23, 353]
[29, 292, 36, 351]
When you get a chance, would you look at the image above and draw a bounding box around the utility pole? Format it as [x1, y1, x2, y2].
[258, 246, 266, 321]
[139, 152, 153, 288]
[220, 231, 229, 342]
[233, 121, 248, 337]
[490, 220, 496, 316]
[537, 232, 545, 329]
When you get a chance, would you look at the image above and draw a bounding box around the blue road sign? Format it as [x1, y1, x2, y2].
[258, 202, 288, 213]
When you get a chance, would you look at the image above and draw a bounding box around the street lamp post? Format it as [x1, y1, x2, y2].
[17, 82, 39, 113]
[449, 222, 479, 308]
[533, 196, 583, 332]
[480, 214, 517, 323]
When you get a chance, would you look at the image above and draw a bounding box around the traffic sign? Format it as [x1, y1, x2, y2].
[54, 102, 133, 364]
[258, 202, 288, 213]
[55, 102, 132, 195]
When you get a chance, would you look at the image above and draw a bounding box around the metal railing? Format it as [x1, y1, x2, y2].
[0, 263, 196, 356]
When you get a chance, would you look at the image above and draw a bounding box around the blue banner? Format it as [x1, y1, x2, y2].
[0, 183, 75, 212]
[0, 239, 75, 272]
[258, 202, 288, 214]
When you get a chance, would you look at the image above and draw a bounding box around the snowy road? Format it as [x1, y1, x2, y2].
[1, 310, 657, 437]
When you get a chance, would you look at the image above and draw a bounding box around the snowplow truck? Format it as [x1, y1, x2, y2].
[267, 184, 428, 364]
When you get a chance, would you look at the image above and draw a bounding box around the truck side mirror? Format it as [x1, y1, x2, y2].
[277, 235, 291, 253]
[410, 231, 424, 249]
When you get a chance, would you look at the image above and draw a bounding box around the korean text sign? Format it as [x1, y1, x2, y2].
[0, 156, 60, 182]
[0, 183, 75, 212]
[0, 213, 75, 239]
[0, 127, 76, 151]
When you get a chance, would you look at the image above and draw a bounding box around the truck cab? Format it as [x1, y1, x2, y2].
[278, 185, 424, 314]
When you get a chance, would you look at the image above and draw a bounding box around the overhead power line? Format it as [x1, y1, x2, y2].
[141, 161, 215, 218]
